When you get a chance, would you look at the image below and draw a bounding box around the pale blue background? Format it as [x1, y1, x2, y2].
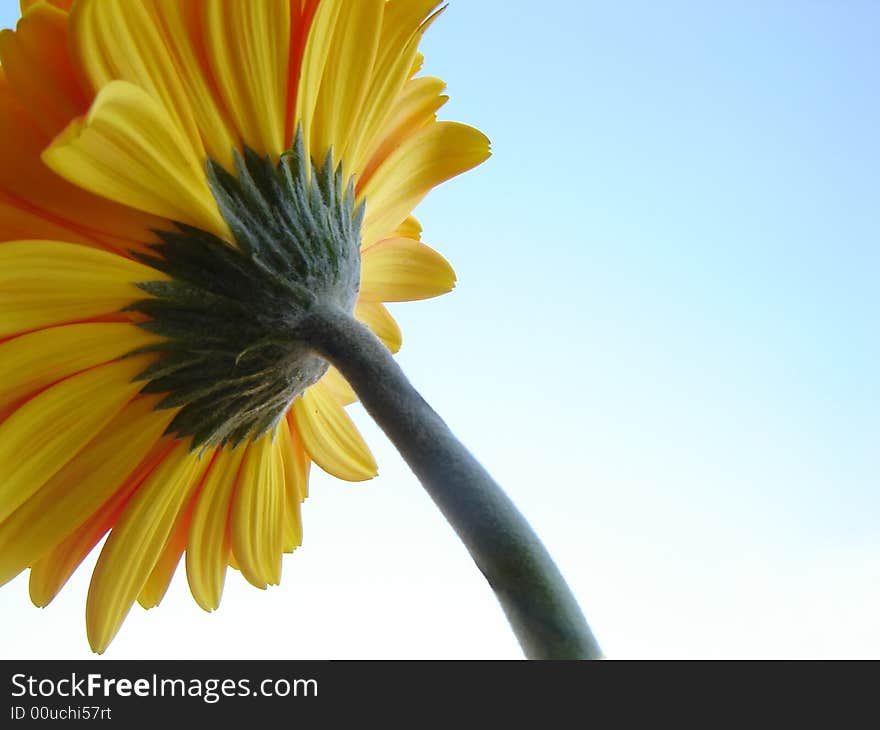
[1, 1, 877, 658]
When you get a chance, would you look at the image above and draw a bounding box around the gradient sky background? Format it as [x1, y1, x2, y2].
[1, 1, 878, 659]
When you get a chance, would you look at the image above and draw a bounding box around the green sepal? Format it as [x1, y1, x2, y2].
[127, 129, 363, 449]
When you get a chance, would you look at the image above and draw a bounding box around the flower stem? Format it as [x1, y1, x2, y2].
[300, 304, 602, 660]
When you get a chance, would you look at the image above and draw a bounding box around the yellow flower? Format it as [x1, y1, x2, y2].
[0, 0, 489, 653]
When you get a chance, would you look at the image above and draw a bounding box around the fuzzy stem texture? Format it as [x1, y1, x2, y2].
[300, 303, 602, 660]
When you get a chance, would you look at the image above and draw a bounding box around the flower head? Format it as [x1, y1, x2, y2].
[0, 0, 489, 652]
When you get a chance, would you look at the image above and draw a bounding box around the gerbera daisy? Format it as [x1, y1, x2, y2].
[0, 0, 490, 653]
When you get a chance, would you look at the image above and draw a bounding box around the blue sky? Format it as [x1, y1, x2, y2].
[1, 1, 878, 658]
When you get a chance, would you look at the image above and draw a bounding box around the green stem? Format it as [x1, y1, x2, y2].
[300, 304, 602, 660]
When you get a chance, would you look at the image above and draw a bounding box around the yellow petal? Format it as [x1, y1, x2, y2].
[0, 2, 88, 138]
[30, 521, 106, 608]
[317, 366, 357, 407]
[0, 240, 161, 339]
[359, 121, 490, 246]
[25, 437, 175, 607]
[361, 237, 456, 302]
[277, 419, 308, 553]
[0, 396, 173, 589]
[286, 412, 312, 501]
[307, 0, 384, 166]
[354, 300, 403, 354]
[203, 0, 290, 157]
[392, 215, 422, 242]
[295, 0, 343, 162]
[230, 434, 285, 589]
[358, 75, 448, 188]
[292, 385, 377, 482]
[28, 477, 130, 607]
[138, 461, 206, 610]
[0, 323, 158, 415]
[86, 441, 209, 654]
[20, 1, 74, 12]
[149, 0, 241, 169]
[282, 497, 303, 556]
[285, 0, 322, 145]
[0, 79, 159, 245]
[69, 0, 244, 172]
[42, 81, 228, 239]
[410, 51, 425, 79]
[345, 1, 444, 173]
[186, 446, 246, 612]
[0, 355, 151, 525]
[70, 0, 206, 161]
